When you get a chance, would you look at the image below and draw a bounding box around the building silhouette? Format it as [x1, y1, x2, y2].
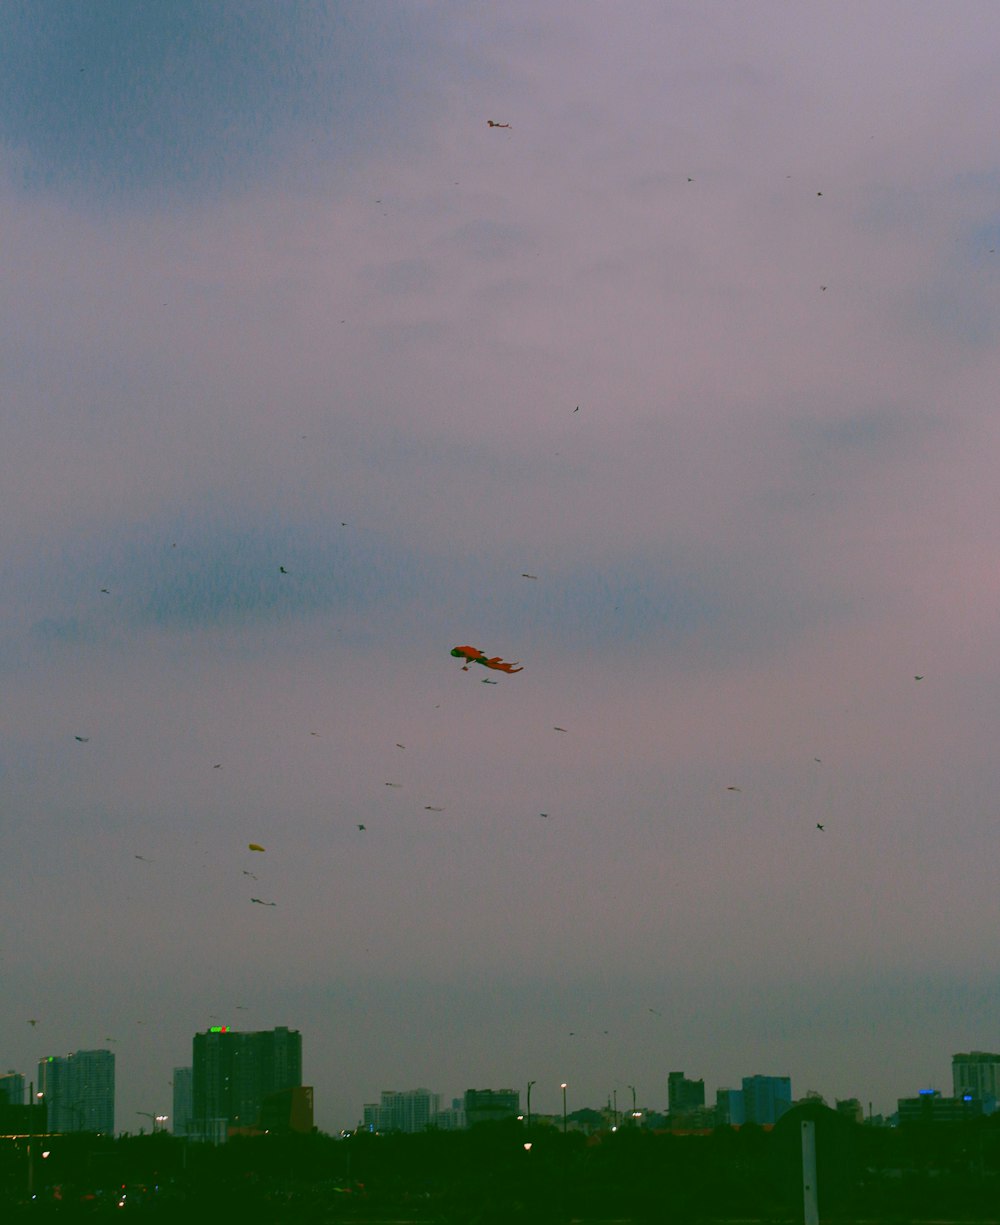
[952, 1051, 1000, 1107]
[258, 1085, 314, 1134]
[897, 1088, 985, 1123]
[363, 1088, 442, 1133]
[0, 1072, 25, 1107]
[172, 1067, 193, 1136]
[192, 1025, 302, 1137]
[37, 1050, 115, 1134]
[464, 1088, 520, 1127]
[716, 1087, 745, 1125]
[668, 1071, 706, 1116]
[741, 1075, 792, 1124]
[835, 1096, 864, 1124]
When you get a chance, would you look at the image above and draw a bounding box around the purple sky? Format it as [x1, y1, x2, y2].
[4, 1, 1000, 1133]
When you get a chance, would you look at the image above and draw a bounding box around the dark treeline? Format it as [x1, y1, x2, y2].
[5, 1104, 1000, 1222]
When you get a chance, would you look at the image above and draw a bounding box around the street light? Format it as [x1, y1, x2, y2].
[628, 1084, 637, 1123]
[527, 1080, 536, 1130]
[561, 1083, 568, 1134]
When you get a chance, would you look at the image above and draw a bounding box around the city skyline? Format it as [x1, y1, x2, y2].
[4, 1, 1000, 1136]
[3, 1038, 996, 1134]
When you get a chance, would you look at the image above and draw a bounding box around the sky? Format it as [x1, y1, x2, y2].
[3, 0, 1000, 1135]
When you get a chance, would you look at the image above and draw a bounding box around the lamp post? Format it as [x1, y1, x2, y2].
[526, 1080, 536, 1130]
[628, 1084, 637, 1124]
[561, 1083, 568, 1134]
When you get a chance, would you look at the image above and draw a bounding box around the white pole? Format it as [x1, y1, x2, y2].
[801, 1119, 819, 1225]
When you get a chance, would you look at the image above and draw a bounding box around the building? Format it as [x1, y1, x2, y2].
[37, 1050, 115, 1134]
[433, 1098, 465, 1130]
[835, 1097, 864, 1124]
[897, 1088, 984, 1124]
[363, 1088, 442, 1133]
[464, 1088, 519, 1127]
[0, 1072, 25, 1107]
[716, 1088, 745, 1126]
[172, 1067, 193, 1136]
[259, 1085, 314, 1134]
[0, 1070, 36, 1136]
[192, 1025, 302, 1137]
[668, 1072, 706, 1116]
[742, 1075, 792, 1125]
[952, 1052, 1000, 1104]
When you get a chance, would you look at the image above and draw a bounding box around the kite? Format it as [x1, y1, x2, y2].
[450, 645, 522, 673]
[250, 897, 276, 906]
[248, 843, 265, 852]
[487, 120, 511, 129]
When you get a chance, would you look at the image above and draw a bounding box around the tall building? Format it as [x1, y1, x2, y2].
[192, 1026, 302, 1135]
[716, 1088, 745, 1126]
[37, 1050, 115, 1134]
[172, 1067, 193, 1136]
[668, 1072, 705, 1115]
[952, 1052, 1000, 1103]
[363, 1088, 442, 1133]
[0, 1072, 25, 1107]
[741, 1075, 792, 1125]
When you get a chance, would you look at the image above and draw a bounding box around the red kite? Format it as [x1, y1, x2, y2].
[451, 645, 522, 673]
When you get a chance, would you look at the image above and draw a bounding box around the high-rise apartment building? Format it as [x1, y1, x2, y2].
[952, 1052, 1000, 1103]
[716, 1088, 745, 1126]
[741, 1075, 792, 1125]
[668, 1072, 706, 1115]
[192, 1026, 302, 1134]
[172, 1067, 193, 1136]
[0, 1072, 25, 1107]
[363, 1088, 442, 1133]
[37, 1050, 115, 1134]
